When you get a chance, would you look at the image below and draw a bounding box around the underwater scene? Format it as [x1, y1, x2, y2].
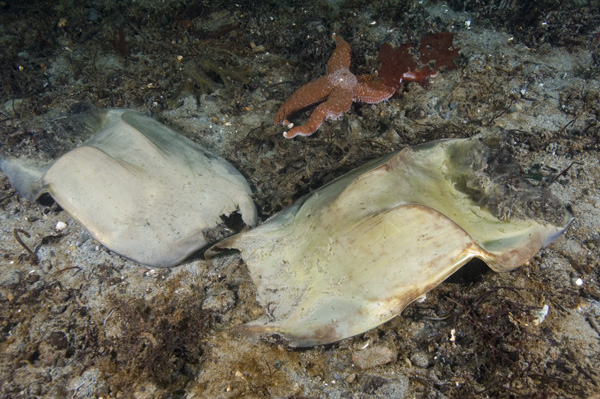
[0, 1, 599, 398]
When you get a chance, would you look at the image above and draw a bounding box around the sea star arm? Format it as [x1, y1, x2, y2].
[273, 76, 332, 126]
[326, 34, 352, 74]
[283, 87, 353, 138]
[354, 76, 396, 104]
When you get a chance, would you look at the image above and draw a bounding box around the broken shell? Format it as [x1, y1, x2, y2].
[0, 109, 257, 267]
[208, 132, 572, 347]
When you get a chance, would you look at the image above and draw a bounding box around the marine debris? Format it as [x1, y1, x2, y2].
[0, 109, 257, 267]
[208, 131, 572, 347]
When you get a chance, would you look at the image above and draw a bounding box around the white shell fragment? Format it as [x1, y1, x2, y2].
[0, 109, 257, 267]
[208, 132, 572, 347]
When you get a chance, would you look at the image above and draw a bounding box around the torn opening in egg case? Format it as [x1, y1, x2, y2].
[0, 109, 257, 268]
[207, 131, 572, 347]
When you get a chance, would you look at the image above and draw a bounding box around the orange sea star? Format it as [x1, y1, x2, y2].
[274, 34, 396, 139]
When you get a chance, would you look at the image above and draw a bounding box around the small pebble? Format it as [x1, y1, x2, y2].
[352, 346, 397, 369]
[410, 352, 430, 368]
[55, 221, 67, 231]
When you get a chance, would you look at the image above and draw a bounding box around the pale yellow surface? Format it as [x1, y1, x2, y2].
[210, 135, 571, 346]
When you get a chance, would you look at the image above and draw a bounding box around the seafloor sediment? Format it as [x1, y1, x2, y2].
[1, 1, 599, 398]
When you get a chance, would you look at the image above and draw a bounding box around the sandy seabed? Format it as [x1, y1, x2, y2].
[1, 1, 599, 398]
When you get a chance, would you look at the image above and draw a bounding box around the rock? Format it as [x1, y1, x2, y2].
[410, 352, 430, 368]
[352, 346, 397, 369]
